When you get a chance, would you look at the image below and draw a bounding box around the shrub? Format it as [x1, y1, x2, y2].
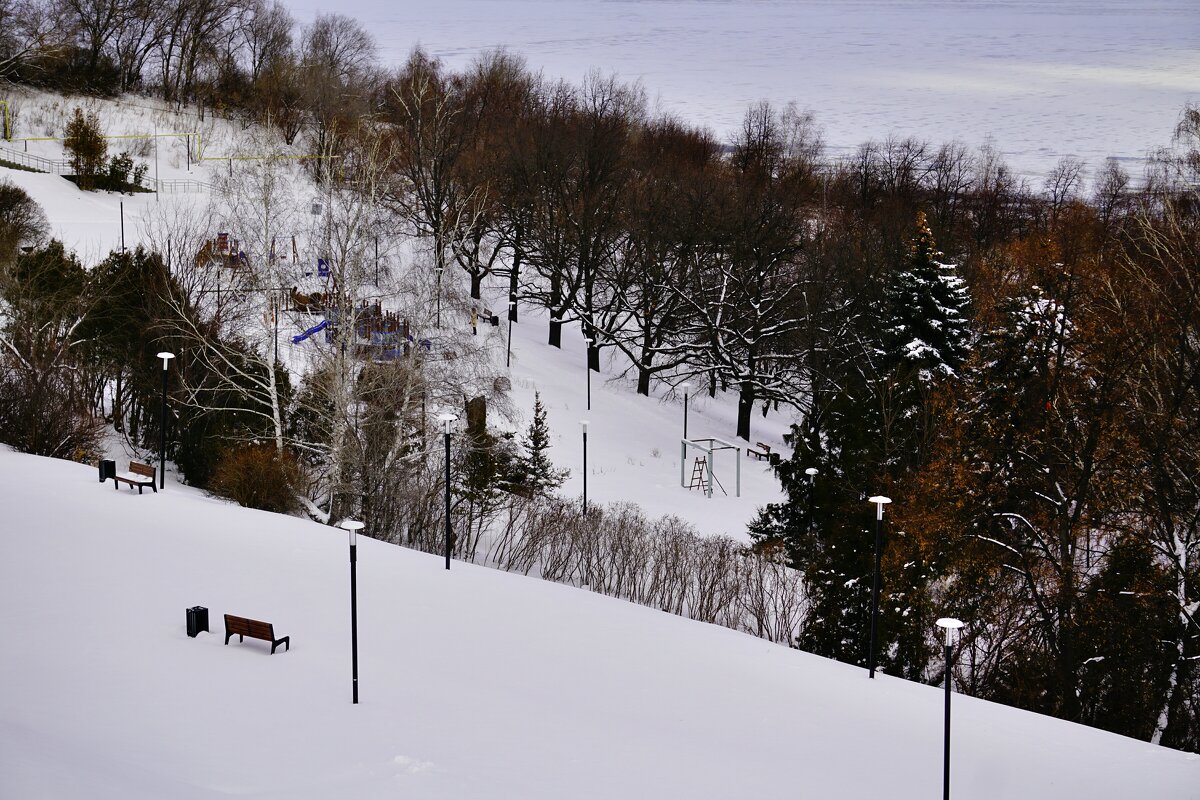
[107, 151, 133, 186]
[209, 444, 304, 514]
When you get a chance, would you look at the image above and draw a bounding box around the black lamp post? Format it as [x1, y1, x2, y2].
[156, 352, 174, 489]
[805, 467, 819, 541]
[338, 519, 365, 704]
[581, 419, 589, 516]
[506, 300, 516, 368]
[584, 338, 593, 411]
[867, 494, 892, 679]
[936, 617, 964, 800]
[681, 382, 691, 439]
[438, 413, 457, 569]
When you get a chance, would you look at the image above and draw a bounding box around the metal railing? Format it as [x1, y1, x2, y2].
[0, 146, 70, 174]
[144, 177, 214, 193]
[0, 147, 214, 193]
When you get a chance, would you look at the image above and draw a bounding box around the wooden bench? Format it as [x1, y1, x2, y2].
[748, 442, 772, 461]
[113, 461, 157, 493]
[224, 614, 290, 654]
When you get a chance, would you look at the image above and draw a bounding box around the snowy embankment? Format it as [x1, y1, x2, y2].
[1, 449, 1197, 799]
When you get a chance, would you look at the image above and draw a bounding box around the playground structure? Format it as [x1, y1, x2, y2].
[194, 234, 249, 269]
[680, 437, 742, 498]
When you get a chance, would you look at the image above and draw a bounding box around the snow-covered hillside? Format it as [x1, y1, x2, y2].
[0, 89, 792, 538]
[1, 448, 1197, 799]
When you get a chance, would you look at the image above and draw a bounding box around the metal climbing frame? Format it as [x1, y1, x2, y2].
[679, 437, 741, 498]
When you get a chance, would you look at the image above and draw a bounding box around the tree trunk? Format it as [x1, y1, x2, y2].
[737, 381, 754, 441]
[470, 271, 482, 300]
[636, 351, 653, 396]
[548, 317, 562, 348]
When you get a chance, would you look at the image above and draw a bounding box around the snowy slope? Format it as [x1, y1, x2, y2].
[0, 120, 791, 539]
[1, 449, 1198, 799]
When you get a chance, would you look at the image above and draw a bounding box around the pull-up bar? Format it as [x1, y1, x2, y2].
[680, 437, 741, 498]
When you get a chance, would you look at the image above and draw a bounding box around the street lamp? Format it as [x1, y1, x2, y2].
[156, 352, 174, 489]
[338, 519, 365, 705]
[867, 495, 892, 679]
[506, 300, 516, 368]
[438, 413, 457, 569]
[681, 382, 691, 439]
[584, 338, 593, 411]
[805, 467, 819, 543]
[936, 617, 965, 800]
[581, 420, 589, 516]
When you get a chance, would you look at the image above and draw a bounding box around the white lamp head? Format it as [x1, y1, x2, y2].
[437, 412, 457, 434]
[157, 351, 175, 370]
[805, 467, 819, 477]
[936, 617, 964, 646]
[681, 382, 692, 395]
[338, 518, 365, 544]
[580, 419, 589, 433]
[868, 495, 892, 520]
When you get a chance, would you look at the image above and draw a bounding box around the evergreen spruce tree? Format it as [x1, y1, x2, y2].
[882, 211, 972, 384]
[752, 213, 973, 676]
[512, 392, 567, 494]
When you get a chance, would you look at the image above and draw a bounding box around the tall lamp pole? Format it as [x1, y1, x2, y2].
[584, 338, 593, 411]
[581, 420, 589, 516]
[338, 519, 365, 704]
[506, 300, 516, 367]
[438, 413, 457, 569]
[156, 352, 174, 489]
[805, 467, 819, 542]
[867, 495, 892, 678]
[936, 617, 965, 800]
[681, 382, 691, 439]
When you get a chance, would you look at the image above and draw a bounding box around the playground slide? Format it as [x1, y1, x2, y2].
[292, 319, 329, 344]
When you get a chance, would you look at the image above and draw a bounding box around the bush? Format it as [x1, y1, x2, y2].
[209, 444, 304, 514]
[107, 151, 133, 186]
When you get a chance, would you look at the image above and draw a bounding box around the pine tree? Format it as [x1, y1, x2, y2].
[882, 211, 972, 383]
[751, 214, 973, 675]
[512, 392, 567, 494]
[63, 108, 107, 190]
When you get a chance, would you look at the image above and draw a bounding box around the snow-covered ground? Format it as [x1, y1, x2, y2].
[281, 0, 1200, 181]
[1, 448, 1197, 798]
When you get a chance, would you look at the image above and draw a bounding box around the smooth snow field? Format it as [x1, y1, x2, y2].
[281, 0, 1200, 181]
[2, 449, 1199, 798]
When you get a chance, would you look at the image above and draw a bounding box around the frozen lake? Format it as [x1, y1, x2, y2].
[286, 0, 1200, 181]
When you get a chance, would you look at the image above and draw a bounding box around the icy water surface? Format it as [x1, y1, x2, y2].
[288, 0, 1199, 180]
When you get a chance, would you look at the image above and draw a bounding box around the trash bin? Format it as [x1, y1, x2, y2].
[186, 606, 209, 638]
[99, 459, 116, 483]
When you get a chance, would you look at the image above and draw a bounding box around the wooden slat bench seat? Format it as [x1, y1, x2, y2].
[224, 614, 290, 654]
[748, 442, 772, 461]
[113, 461, 157, 493]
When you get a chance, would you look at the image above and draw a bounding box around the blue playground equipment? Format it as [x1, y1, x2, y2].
[292, 319, 329, 344]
